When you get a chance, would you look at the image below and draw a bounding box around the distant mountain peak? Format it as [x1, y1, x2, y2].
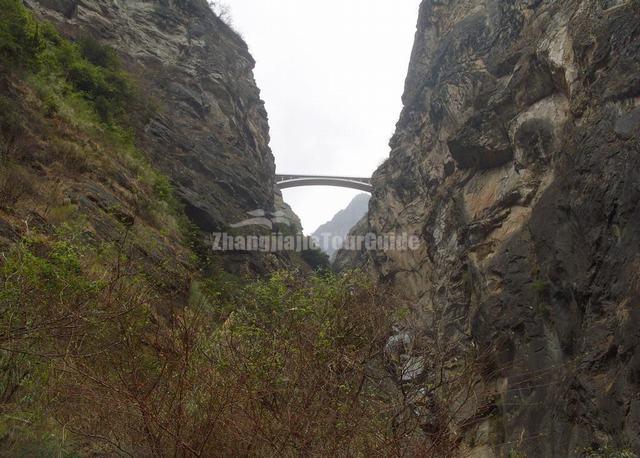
[312, 193, 370, 259]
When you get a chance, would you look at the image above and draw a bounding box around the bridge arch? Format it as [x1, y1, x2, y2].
[276, 175, 372, 193]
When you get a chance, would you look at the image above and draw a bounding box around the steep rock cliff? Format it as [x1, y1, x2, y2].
[28, 0, 276, 232]
[358, 0, 640, 455]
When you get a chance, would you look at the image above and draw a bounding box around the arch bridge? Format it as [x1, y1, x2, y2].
[276, 174, 372, 192]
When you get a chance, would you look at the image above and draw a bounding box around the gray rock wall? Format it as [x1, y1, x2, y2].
[28, 0, 276, 232]
[362, 0, 640, 455]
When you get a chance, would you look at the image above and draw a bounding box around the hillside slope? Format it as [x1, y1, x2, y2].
[0, 2, 408, 455]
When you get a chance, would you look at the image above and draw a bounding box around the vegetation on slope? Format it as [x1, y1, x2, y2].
[0, 2, 401, 455]
[1, 240, 397, 455]
[1, 1, 638, 457]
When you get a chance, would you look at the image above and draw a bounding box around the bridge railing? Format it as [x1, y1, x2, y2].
[276, 174, 371, 183]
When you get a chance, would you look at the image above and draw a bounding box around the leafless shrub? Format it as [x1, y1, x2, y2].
[50, 137, 91, 173]
[382, 307, 498, 457]
[0, 163, 34, 208]
[207, 1, 233, 26]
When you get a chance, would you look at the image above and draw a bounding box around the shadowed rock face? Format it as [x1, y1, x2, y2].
[348, 0, 640, 455]
[28, 0, 276, 232]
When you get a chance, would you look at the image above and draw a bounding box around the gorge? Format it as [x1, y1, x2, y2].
[1, 0, 639, 456]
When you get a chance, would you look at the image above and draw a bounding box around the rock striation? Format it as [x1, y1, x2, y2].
[350, 0, 640, 455]
[28, 0, 276, 232]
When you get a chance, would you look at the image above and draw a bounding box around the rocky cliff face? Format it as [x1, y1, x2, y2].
[28, 0, 276, 232]
[313, 193, 370, 259]
[359, 0, 640, 455]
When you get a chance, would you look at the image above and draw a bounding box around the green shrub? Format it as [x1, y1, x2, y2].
[151, 172, 180, 211]
[78, 36, 119, 70]
[0, 231, 398, 456]
[0, 94, 25, 143]
[531, 278, 550, 296]
[65, 58, 133, 123]
[1, 0, 136, 125]
[0, 162, 33, 207]
[301, 246, 331, 270]
[0, 0, 42, 69]
[0, 233, 151, 455]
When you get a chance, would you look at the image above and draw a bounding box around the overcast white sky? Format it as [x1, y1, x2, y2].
[224, 0, 421, 233]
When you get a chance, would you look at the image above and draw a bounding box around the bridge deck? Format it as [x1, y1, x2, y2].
[276, 174, 371, 183]
[275, 174, 372, 192]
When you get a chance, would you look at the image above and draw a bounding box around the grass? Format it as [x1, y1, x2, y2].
[0, 162, 33, 208]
